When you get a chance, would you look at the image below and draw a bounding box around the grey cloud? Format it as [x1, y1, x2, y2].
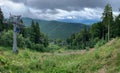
[10, 0, 108, 10]
[1, 0, 120, 21]
[10, 0, 120, 11]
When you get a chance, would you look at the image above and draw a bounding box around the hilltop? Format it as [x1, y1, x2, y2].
[0, 38, 120, 73]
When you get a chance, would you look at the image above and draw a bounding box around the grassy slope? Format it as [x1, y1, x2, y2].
[0, 38, 120, 73]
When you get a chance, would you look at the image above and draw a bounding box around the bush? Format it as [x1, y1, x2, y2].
[88, 38, 100, 48]
[29, 59, 41, 70]
[86, 47, 90, 51]
[31, 44, 46, 52]
[0, 30, 13, 47]
[94, 39, 106, 49]
[47, 44, 61, 52]
[0, 30, 31, 48]
[24, 38, 33, 49]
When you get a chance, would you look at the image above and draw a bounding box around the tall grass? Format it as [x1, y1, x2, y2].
[0, 38, 120, 73]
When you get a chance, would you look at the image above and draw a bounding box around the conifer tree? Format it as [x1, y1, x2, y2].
[0, 8, 4, 32]
[35, 22, 41, 44]
[102, 4, 113, 41]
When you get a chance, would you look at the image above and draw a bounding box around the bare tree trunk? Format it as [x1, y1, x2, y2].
[108, 24, 110, 41]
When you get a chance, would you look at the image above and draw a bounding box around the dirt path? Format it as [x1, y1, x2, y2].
[55, 50, 86, 55]
[43, 48, 95, 56]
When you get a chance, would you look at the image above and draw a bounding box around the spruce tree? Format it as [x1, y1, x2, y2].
[30, 20, 36, 43]
[102, 4, 113, 41]
[35, 22, 41, 44]
[113, 14, 120, 37]
[0, 8, 4, 32]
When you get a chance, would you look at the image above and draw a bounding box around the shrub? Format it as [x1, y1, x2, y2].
[0, 30, 32, 49]
[47, 44, 60, 52]
[94, 39, 106, 49]
[94, 52, 100, 59]
[29, 59, 41, 70]
[24, 38, 33, 49]
[89, 38, 100, 48]
[0, 30, 13, 47]
[18, 49, 31, 58]
[86, 47, 90, 51]
[0, 55, 7, 65]
[31, 44, 45, 52]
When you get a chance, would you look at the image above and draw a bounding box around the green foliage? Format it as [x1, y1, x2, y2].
[94, 39, 107, 49]
[0, 8, 4, 32]
[30, 21, 42, 44]
[28, 59, 41, 71]
[112, 14, 120, 37]
[0, 19, 49, 52]
[55, 39, 62, 45]
[66, 4, 119, 50]
[0, 55, 7, 65]
[90, 22, 105, 39]
[102, 4, 113, 27]
[0, 8, 13, 32]
[47, 44, 61, 52]
[31, 44, 46, 52]
[18, 49, 31, 58]
[67, 25, 90, 49]
[40, 32, 49, 47]
[22, 17, 86, 39]
[1, 38, 120, 72]
[85, 47, 90, 51]
[102, 4, 114, 40]
[0, 30, 31, 48]
[0, 30, 13, 47]
[29, 20, 49, 48]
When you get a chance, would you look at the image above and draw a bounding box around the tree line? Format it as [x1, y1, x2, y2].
[66, 4, 120, 49]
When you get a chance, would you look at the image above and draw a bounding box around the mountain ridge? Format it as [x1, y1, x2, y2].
[22, 17, 87, 39]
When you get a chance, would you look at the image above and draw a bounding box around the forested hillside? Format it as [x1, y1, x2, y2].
[22, 18, 86, 39]
[66, 4, 120, 50]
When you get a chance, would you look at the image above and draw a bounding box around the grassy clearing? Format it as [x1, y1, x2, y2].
[0, 38, 120, 73]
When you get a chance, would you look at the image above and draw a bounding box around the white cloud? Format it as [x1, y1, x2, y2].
[30, 8, 103, 20]
[113, 12, 119, 16]
[0, 0, 33, 18]
[35, 8, 119, 21]
[66, 16, 74, 19]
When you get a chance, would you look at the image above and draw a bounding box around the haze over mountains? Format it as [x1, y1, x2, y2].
[58, 19, 99, 25]
[22, 18, 87, 39]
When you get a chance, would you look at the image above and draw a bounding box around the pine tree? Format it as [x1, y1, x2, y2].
[30, 21, 41, 44]
[102, 4, 113, 41]
[80, 26, 90, 49]
[0, 8, 4, 32]
[19, 19, 26, 37]
[90, 22, 105, 39]
[30, 20, 36, 43]
[34, 22, 41, 44]
[112, 14, 120, 37]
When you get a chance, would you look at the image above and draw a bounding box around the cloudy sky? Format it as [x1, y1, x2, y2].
[0, 0, 120, 24]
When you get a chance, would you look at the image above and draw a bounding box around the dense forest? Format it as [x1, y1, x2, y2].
[67, 4, 120, 50]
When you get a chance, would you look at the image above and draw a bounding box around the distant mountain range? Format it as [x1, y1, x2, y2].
[22, 18, 87, 39]
[58, 19, 99, 25]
